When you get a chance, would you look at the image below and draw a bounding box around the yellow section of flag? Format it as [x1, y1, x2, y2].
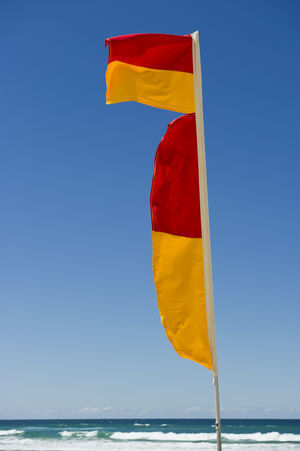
[106, 61, 195, 113]
[152, 231, 212, 370]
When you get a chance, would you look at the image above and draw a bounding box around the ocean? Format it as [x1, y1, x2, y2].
[0, 419, 299, 450]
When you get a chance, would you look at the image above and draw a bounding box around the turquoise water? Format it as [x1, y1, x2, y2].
[0, 419, 300, 450]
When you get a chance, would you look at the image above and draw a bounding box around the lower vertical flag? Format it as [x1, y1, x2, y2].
[150, 113, 212, 369]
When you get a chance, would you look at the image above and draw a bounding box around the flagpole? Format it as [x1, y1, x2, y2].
[191, 30, 222, 451]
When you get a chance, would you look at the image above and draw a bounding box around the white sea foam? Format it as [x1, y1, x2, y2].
[225, 432, 300, 442]
[84, 431, 98, 437]
[59, 430, 98, 438]
[161, 424, 168, 427]
[112, 432, 215, 441]
[60, 431, 73, 437]
[0, 429, 24, 436]
[134, 423, 150, 427]
[0, 437, 299, 451]
[111, 431, 300, 442]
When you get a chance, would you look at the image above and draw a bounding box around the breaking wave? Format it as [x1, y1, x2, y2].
[59, 430, 99, 438]
[0, 429, 24, 436]
[111, 431, 300, 442]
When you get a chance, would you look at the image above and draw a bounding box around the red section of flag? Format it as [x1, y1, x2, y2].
[105, 33, 193, 74]
[150, 113, 202, 239]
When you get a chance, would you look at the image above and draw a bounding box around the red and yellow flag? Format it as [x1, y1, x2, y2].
[105, 33, 214, 370]
[105, 33, 195, 113]
[151, 113, 212, 369]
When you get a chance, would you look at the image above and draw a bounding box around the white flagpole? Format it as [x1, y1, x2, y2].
[191, 30, 222, 451]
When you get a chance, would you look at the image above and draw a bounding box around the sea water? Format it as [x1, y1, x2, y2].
[0, 419, 299, 450]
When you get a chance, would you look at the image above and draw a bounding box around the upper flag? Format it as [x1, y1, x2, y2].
[105, 33, 195, 113]
[151, 113, 212, 370]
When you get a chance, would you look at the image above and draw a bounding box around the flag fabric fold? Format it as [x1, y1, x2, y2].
[151, 113, 212, 369]
[105, 33, 195, 113]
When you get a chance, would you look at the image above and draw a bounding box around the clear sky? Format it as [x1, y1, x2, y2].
[1, 0, 300, 420]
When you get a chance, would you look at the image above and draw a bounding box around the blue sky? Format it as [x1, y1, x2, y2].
[1, 0, 300, 419]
